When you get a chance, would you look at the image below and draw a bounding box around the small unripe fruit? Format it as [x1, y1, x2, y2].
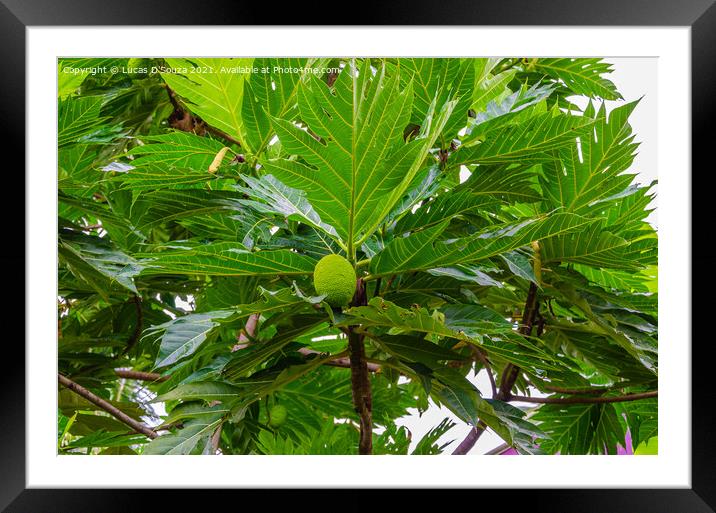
[313, 254, 357, 307]
[268, 404, 288, 428]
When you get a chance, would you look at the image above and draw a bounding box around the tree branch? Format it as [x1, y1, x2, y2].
[58, 373, 158, 439]
[114, 369, 168, 383]
[508, 391, 657, 405]
[297, 347, 381, 373]
[471, 346, 496, 398]
[453, 278, 541, 455]
[452, 421, 487, 455]
[495, 280, 539, 401]
[540, 384, 621, 395]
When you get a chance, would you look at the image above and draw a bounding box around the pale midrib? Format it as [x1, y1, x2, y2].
[348, 59, 359, 258]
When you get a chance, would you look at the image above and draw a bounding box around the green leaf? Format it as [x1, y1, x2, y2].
[64, 430, 148, 449]
[461, 164, 542, 204]
[114, 164, 219, 190]
[411, 418, 457, 455]
[152, 381, 244, 403]
[371, 213, 592, 276]
[541, 225, 647, 270]
[143, 414, 224, 455]
[620, 398, 657, 448]
[533, 401, 625, 455]
[486, 400, 545, 454]
[127, 132, 229, 169]
[237, 174, 339, 239]
[58, 96, 112, 148]
[130, 190, 239, 232]
[540, 101, 639, 214]
[58, 63, 90, 99]
[147, 310, 234, 369]
[262, 60, 455, 245]
[472, 68, 516, 113]
[141, 243, 317, 277]
[375, 334, 467, 367]
[160, 58, 253, 145]
[241, 58, 313, 154]
[222, 314, 326, 380]
[452, 111, 593, 167]
[393, 189, 495, 235]
[552, 281, 657, 373]
[341, 298, 560, 373]
[469, 82, 555, 134]
[397, 58, 475, 141]
[534, 58, 622, 100]
[59, 232, 143, 299]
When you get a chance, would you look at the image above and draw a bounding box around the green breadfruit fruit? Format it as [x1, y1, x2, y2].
[268, 404, 288, 428]
[313, 254, 357, 307]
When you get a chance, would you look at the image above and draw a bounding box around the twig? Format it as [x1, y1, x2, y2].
[471, 346, 497, 398]
[541, 384, 619, 395]
[508, 391, 657, 405]
[114, 369, 168, 383]
[204, 125, 243, 149]
[297, 347, 381, 373]
[453, 279, 540, 455]
[58, 373, 157, 439]
[495, 281, 539, 401]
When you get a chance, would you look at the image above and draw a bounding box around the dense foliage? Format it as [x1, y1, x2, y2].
[57, 57, 657, 455]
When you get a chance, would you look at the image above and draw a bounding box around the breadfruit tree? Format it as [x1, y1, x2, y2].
[57, 57, 658, 456]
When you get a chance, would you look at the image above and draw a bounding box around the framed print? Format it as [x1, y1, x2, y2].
[4, 0, 713, 511]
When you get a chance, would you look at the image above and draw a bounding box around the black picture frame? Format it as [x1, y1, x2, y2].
[4, 1, 712, 511]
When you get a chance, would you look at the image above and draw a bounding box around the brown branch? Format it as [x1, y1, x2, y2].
[541, 384, 618, 395]
[484, 442, 511, 455]
[495, 281, 539, 401]
[348, 278, 372, 455]
[58, 373, 158, 439]
[452, 421, 487, 455]
[508, 391, 658, 405]
[114, 369, 169, 383]
[471, 346, 496, 398]
[297, 347, 381, 373]
[453, 279, 541, 455]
